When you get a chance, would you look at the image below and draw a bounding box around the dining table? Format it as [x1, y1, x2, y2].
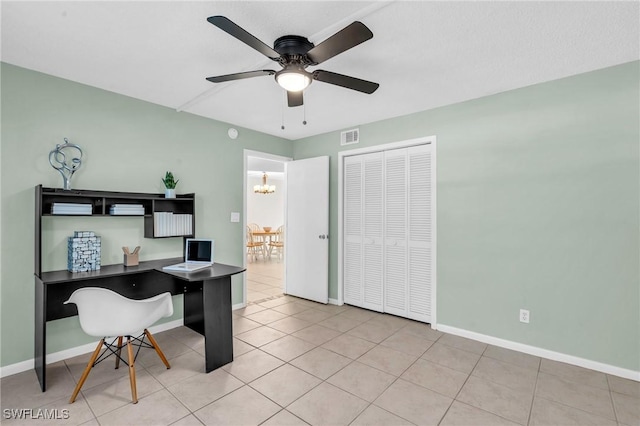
[251, 229, 278, 244]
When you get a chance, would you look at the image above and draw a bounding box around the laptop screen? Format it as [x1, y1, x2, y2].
[185, 239, 214, 263]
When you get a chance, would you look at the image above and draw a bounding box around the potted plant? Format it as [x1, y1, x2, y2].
[162, 171, 179, 198]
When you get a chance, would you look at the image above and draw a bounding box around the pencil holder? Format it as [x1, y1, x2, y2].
[122, 246, 141, 267]
[124, 253, 139, 267]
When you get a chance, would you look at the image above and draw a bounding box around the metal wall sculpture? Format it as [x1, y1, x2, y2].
[49, 138, 83, 190]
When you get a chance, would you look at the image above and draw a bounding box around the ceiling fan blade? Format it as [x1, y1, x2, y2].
[206, 70, 275, 83]
[313, 70, 379, 94]
[207, 16, 280, 60]
[306, 21, 373, 64]
[287, 91, 303, 107]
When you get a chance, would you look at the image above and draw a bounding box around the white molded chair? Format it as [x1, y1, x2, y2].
[64, 287, 173, 404]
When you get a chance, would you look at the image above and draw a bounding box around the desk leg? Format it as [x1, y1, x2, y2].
[202, 277, 233, 372]
[35, 277, 46, 391]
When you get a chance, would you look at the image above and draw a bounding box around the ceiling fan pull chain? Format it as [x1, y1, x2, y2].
[281, 91, 286, 130]
[303, 103, 307, 125]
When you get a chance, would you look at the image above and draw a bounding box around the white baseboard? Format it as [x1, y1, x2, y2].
[329, 298, 341, 306]
[232, 302, 246, 310]
[437, 324, 640, 381]
[0, 319, 184, 379]
[0, 358, 35, 379]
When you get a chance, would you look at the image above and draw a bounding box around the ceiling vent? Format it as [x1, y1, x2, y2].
[340, 128, 360, 146]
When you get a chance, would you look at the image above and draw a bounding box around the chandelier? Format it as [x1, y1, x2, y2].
[254, 173, 275, 194]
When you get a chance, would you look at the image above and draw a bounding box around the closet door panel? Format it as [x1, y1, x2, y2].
[362, 153, 384, 311]
[384, 149, 408, 316]
[407, 145, 433, 322]
[385, 245, 406, 313]
[344, 241, 362, 305]
[343, 157, 363, 306]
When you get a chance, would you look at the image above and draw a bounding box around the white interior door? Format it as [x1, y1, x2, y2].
[285, 156, 329, 303]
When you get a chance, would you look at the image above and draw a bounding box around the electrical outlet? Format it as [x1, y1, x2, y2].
[520, 309, 530, 324]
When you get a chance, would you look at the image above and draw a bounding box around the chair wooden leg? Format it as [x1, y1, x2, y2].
[115, 336, 123, 369]
[126, 337, 138, 404]
[69, 339, 104, 404]
[144, 329, 171, 369]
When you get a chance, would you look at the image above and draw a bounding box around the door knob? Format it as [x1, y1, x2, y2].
[319, 234, 327, 239]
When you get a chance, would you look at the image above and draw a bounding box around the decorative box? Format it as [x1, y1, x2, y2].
[67, 231, 101, 272]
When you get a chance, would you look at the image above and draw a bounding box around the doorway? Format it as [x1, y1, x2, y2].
[244, 150, 290, 305]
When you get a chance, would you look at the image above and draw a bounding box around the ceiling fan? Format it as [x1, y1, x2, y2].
[206, 16, 380, 107]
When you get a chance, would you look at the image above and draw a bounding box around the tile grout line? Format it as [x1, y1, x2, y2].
[605, 373, 620, 424]
[525, 354, 542, 425]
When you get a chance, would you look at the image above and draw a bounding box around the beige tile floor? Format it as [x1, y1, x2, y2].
[2, 266, 638, 425]
[246, 260, 285, 304]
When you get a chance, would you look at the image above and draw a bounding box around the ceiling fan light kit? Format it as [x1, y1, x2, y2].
[205, 15, 379, 108]
[275, 68, 312, 92]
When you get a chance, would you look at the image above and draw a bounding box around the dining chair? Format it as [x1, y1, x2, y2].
[246, 225, 265, 262]
[268, 225, 284, 262]
[64, 288, 173, 404]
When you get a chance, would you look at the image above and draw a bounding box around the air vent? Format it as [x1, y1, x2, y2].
[341, 128, 360, 146]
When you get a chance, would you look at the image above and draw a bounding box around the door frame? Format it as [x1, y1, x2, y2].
[243, 149, 292, 307]
[337, 135, 438, 327]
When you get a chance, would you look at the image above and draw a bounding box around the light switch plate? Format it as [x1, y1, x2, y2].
[230, 212, 240, 223]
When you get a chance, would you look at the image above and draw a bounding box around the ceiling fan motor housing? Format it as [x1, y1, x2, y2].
[274, 35, 317, 69]
[274, 35, 314, 56]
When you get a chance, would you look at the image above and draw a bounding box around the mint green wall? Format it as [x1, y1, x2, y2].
[0, 63, 292, 367]
[293, 62, 640, 371]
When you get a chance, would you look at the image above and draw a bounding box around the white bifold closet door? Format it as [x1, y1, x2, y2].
[343, 144, 433, 323]
[344, 152, 384, 312]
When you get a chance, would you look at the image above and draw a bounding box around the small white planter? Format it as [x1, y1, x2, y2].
[164, 188, 176, 198]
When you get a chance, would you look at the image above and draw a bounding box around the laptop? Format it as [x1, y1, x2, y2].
[162, 238, 214, 272]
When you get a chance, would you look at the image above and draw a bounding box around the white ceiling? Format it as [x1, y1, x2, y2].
[2, 1, 638, 140]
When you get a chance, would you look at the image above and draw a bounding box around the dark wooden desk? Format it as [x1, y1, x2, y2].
[35, 258, 245, 391]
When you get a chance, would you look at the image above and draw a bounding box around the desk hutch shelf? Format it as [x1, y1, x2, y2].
[35, 185, 195, 274]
